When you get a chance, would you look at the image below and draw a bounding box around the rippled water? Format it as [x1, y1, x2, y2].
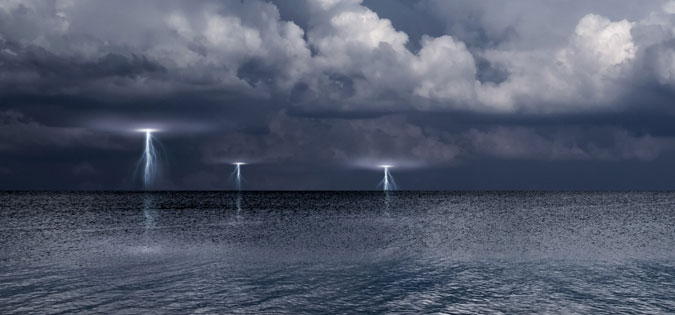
[2, 192, 675, 313]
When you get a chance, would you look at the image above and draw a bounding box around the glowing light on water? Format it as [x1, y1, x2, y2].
[136, 193, 160, 254]
[379, 165, 397, 191]
[137, 129, 158, 189]
[235, 191, 243, 221]
[232, 162, 246, 191]
[143, 194, 156, 229]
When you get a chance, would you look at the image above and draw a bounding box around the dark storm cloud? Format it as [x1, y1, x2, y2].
[204, 113, 674, 165]
[0, 43, 164, 80]
[0, 110, 121, 150]
[1, 0, 675, 190]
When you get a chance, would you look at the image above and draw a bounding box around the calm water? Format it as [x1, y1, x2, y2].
[2, 192, 675, 314]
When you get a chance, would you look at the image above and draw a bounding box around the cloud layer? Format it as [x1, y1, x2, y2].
[3, 0, 675, 113]
[2, 0, 675, 189]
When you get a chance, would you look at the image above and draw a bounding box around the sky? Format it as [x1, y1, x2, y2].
[2, 0, 675, 190]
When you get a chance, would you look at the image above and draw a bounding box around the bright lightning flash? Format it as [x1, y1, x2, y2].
[233, 162, 246, 191]
[137, 129, 159, 189]
[379, 165, 397, 191]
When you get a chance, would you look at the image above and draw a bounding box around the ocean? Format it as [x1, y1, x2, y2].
[1, 191, 675, 313]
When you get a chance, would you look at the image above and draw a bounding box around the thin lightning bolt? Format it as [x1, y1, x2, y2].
[233, 162, 245, 191]
[138, 129, 158, 189]
[379, 165, 397, 191]
[144, 131, 152, 188]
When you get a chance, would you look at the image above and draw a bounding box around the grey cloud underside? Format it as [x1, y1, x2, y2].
[204, 113, 675, 165]
[2, 0, 675, 189]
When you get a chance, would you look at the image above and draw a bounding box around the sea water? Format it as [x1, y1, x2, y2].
[1, 191, 675, 313]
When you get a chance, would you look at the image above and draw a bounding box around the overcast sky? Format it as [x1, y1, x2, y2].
[3, 0, 675, 190]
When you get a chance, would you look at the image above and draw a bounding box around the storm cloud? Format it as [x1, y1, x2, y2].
[2, 0, 675, 190]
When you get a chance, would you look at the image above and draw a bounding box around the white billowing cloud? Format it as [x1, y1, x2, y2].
[204, 16, 263, 55]
[150, 1, 312, 91]
[555, 14, 636, 101]
[411, 35, 478, 106]
[568, 14, 636, 68]
[324, 9, 408, 51]
[0, 0, 312, 95]
[632, 1, 675, 86]
[296, 0, 673, 113]
[650, 47, 675, 85]
[297, 0, 480, 110]
[2, 0, 675, 113]
[297, 0, 414, 109]
[475, 14, 637, 111]
[663, 0, 675, 14]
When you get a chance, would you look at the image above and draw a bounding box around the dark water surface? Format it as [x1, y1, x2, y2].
[2, 191, 675, 313]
